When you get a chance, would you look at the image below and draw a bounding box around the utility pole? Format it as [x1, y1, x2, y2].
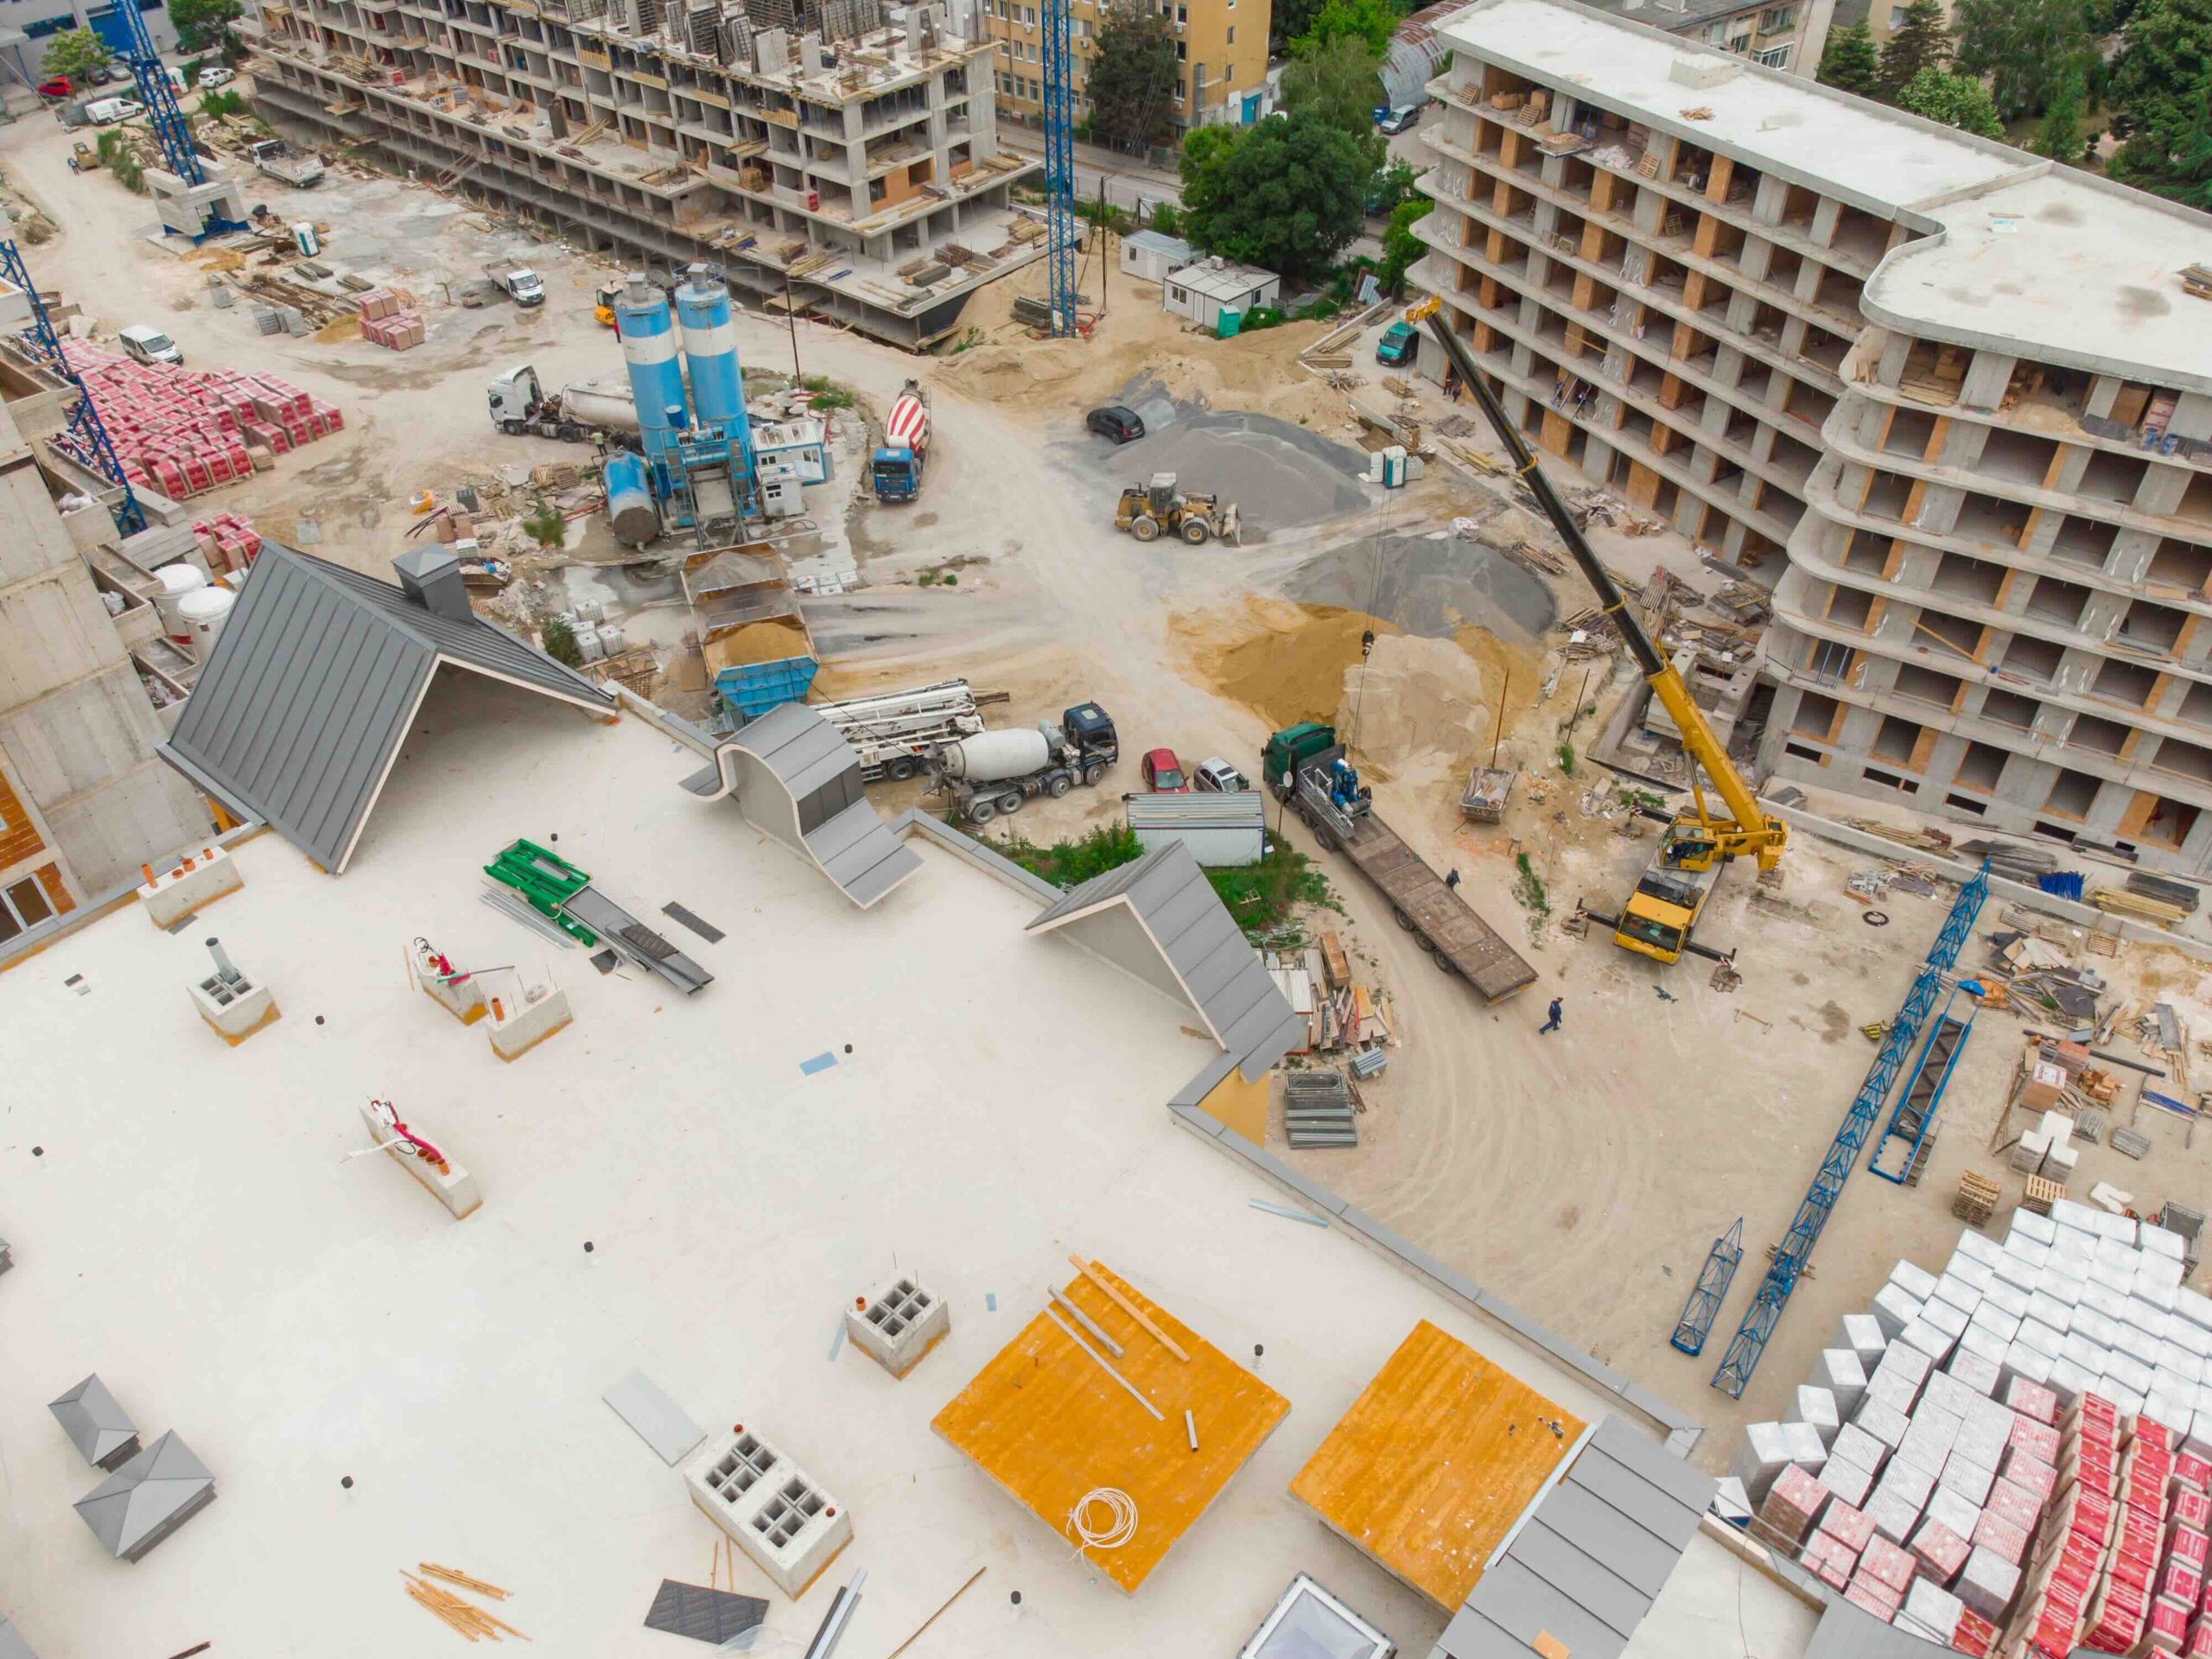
[781, 266, 803, 383]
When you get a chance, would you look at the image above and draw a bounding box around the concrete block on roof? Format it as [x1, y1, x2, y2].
[1955, 1230, 2007, 1267]
[1813, 1350, 1867, 1415]
[843, 1271, 950, 1380]
[2002, 1343, 2054, 1388]
[138, 844, 242, 930]
[2141, 1224, 2186, 1262]
[1731, 1422, 1794, 1502]
[1923, 1298, 1970, 1341]
[1853, 1396, 1910, 1451]
[486, 983, 571, 1062]
[1948, 1344, 2003, 1396]
[1781, 1421, 1827, 1466]
[1832, 1421, 1888, 1478]
[1818, 1454, 1875, 1510]
[1945, 1256, 1995, 1296]
[683, 1426, 852, 1600]
[1926, 1484, 1980, 1542]
[1898, 1317, 1957, 1365]
[1866, 1367, 1920, 1418]
[2174, 1288, 2212, 1332]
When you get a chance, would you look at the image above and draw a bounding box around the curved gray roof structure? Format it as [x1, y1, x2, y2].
[683, 702, 921, 909]
[73, 1431, 217, 1562]
[1026, 841, 1302, 1084]
[158, 543, 613, 874]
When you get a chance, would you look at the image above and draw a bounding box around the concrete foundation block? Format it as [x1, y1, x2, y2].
[139, 847, 242, 929]
[189, 969, 278, 1046]
[683, 1426, 852, 1599]
[844, 1273, 950, 1379]
[487, 985, 571, 1062]
[357, 1100, 480, 1219]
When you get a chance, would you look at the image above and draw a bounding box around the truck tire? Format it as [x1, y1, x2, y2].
[1394, 907, 1415, 931]
[1433, 950, 1460, 976]
[1130, 516, 1160, 543]
[556, 422, 586, 442]
[1181, 518, 1210, 545]
[1312, 823, 1339, 853]
[1046, 773, 1072, 798]
[1084, 763, 1108, 785]
[969, 798, 997, 824]
[886, 756, 918, 781]
[501, 420, 527, 435]
[998, 789, 1025, 815]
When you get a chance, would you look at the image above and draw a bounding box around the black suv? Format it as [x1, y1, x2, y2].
[1085, 405, 1145, 443]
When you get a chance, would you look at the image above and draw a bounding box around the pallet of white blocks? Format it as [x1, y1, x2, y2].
[682, 1425, 852, 1599]
[1731, 1196, 2212, 1653]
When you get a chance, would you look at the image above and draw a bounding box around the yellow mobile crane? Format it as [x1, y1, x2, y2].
[1414, 300, 1789, 963]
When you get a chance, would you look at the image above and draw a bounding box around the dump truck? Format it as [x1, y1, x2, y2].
[935, 702, 1118, 824]
[1262, 721, 1537, 1002]
[246, 138, 325, 188]
[871, 381, 931, 502]
[482, 260, 546, 307]
[485, 364, 640, 444]
[1113, 473, 1238, 544]
[813, 678, 986, 782]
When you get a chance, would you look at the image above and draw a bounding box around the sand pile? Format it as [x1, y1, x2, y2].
[1179, 599, 1399, 731]
[1333, 633, 1490, 772]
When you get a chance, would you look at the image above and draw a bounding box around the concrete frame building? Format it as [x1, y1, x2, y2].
[1413, 0, 2212, 876]
[241, 0, 1043, 346]
[983, 0, 1272, 138]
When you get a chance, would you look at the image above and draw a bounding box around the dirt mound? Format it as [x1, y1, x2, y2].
[1176, 598, 1396, 732]
[1333, 632, 1490, 774]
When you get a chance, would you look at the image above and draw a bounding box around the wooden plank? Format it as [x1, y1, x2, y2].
[1071, 1255, 1191, 1362]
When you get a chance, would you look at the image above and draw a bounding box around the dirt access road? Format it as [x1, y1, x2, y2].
[11, 112, 2137, 1465]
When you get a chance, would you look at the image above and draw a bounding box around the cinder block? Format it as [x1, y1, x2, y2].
[487, 984, 572, 1062]
[683, 1426, 852, 1599]
[843, 1272, 950, 1379]
[139, 845, 242, 928]
[188, 954, 278, 1045]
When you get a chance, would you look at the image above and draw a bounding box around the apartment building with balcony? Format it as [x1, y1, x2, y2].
[983, 0, 1270, 137]
[1579, 0, 1833, 75]
[1415, 0, 2212, 877]
[241, 0, 1040, 347]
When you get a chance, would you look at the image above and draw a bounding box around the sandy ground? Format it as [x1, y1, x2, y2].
[11, 111, 2212, 1476]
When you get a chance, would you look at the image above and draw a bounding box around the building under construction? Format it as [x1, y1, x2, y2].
[240, 0, 1043, 347]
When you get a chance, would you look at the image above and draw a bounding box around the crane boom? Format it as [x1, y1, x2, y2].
[1418, 306, 1785, 873]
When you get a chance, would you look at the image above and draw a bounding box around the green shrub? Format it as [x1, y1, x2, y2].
[1206, 845, 1333, 936]
[1513, 852, 1549, 918]
[541, 616, 583, 667]
[522, 496, 565, 547]
[991, 823, 1146, 887]
[1556, 740, 1577, 777]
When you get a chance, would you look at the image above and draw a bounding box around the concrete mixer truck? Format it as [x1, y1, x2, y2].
[934, 702, 1119, 824]
[485, 363, 642, 447]
[871, 381, 931, 503]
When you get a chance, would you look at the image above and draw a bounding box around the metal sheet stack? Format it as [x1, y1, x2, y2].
[1732, 1199, 2212, 1653]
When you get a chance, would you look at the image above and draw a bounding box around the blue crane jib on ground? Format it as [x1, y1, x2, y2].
[0, 238, 145, 536]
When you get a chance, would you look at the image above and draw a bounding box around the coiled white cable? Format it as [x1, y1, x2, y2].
[1066, 1487, 1139, 1553]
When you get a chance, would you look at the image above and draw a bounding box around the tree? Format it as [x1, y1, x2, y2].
[1895, 66, 2007, 132]
[41, 29, 111, 83]
[1368, 158, 1421, 216]
[168, 0, 242, 51]
[1086, 0, 1180, 153]
[1281, 31, 1388, 156]
[1954, 0, 2094, 121]
[1289, 0, 1398, 58]
[540, 617, 584, 668]
[2107, 0, 2212, 146]
[1378, 196, 1432, 293]
[2033, 67, 2088, 158]
[1878, 0, 1955, 95]
[2112, 74, 2212, 205]
[1817, 22, 1882, 96]
[1179, 112, 1370, 283]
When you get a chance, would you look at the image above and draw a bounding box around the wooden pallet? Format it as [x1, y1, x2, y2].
[1953, 1169, 2000, 1227]
[2022, 1174, 2065, 1217]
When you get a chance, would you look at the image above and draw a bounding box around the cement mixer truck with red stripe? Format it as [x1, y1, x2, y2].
[872, 380, 931, 503]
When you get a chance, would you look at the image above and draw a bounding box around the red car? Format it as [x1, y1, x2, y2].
[1141, 748, 1188, 791]
[38, 76, 72, 99]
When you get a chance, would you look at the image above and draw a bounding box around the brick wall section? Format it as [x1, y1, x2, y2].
[0, 771, 46, 871]
[35, 862, 73, 916]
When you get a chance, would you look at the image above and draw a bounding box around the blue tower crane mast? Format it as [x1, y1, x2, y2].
[115, 0, 245, 238]
[0, 238, 146, 536]
[1039, 0, 1077, 337]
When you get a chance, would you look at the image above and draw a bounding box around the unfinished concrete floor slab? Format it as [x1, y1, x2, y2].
[0, 671, 1740, 1658]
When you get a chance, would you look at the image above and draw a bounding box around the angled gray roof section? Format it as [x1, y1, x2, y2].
[1433, 1417, 1713, 1659]
[805, 801, 924, 908]
[48, 1374, 139, 1471]
[711, 702, 921, 909]
[1804, 1599, 1953, 1658]
[732, 700, 860, 802]
[159, 543, 613, 873]
[0, 1614, 39, 1659]
[1027, 841, 1302, 1082]
[73, 1430, 217, 1562]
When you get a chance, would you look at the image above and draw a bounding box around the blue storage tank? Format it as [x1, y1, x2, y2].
[601, 450, 658, 545]
[674, 265, 742, 429]
[613, 279, 686, 461]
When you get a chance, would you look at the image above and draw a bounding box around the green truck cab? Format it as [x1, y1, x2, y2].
[1261, 721, 1340, 798]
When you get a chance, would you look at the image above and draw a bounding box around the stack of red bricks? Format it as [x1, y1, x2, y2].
[57, 340, 344, 502]
[356, 289, 424, 352]
[189, 511, 262, 576]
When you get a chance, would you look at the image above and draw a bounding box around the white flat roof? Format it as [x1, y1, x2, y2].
[0, 672, 1770, 1658]
[1170, 261, 1281, 301]
[1440, 0, 2023, 213]
[1870, 169, 2212, 395]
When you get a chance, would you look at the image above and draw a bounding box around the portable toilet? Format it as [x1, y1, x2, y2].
[1217, 308, 1243, 338]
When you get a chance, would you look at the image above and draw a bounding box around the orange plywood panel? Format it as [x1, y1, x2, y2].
[931, 1262, 1289, 1594]
[1289, 1320, 1584, 1609]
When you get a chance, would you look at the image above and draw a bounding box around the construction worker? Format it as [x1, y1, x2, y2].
[1445, 868, 1461, 890]
[1539, 996, 1563, 1035]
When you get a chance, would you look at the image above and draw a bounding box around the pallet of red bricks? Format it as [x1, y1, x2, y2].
[356, 288, 425, 352]
[189, 511, 262, 575]
[57, 340, 343, 502]
[1731, 1197, 2212, 1653]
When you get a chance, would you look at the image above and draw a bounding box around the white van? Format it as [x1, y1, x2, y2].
[85, 97, 143, 124]
[118, 325, 184, 367]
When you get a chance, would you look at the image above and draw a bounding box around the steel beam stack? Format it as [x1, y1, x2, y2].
[1712, 865, 1991, 1398]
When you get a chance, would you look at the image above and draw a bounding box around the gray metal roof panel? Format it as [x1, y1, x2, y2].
[1506, 1517, 1649, 1637]
[1125, 791, 1266, 828]
[1569, 1442, 1707, 1548]
[1586, 1414, 1716, 1516]
[806, 803, 921, 908]
[161, 543, 610, 872]
[48, 1375, 136, 1469]
[73, 1431, 214, 1559]
[1449, 1558, 1625, 1659]
[1806, 1598, 1953, 1658]
[1027, 843, 1173, 927]
[1529, 1482, 1681, 1597]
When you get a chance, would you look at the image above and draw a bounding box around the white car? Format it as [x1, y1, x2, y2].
[86, 97, 144, 124]
[1193, 757, 1249, 793]
[197, 67, 234, 88]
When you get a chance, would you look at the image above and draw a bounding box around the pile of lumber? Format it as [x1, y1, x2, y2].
[1274, 930, 1397, 1060]
[1846, 817, 1956, 855]
[2088, 886, 2190, 925]
[403, 1563, 526, 1643]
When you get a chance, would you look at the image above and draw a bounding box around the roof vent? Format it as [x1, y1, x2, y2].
[1670, 54, 1739, 90]
[392, 547, 474, 623]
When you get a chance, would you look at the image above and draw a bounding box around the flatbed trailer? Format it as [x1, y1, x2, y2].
[1292, 753, 1536, 1002]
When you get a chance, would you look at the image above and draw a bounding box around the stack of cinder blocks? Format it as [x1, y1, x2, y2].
[844, 1274, 950, 1379]
[683, 1425, 851, 1599]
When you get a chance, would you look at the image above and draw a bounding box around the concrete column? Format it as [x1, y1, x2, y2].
[1876, 333, 1913, 390]
[1720, 517, 1748, 560]
[2168, 392, 2212, 444]
[2077, 590, 2127, 639]
[1753, 175, 1789, 226]
[2051, 647, 2100, 698]
[1739, 236, 1775, 284]
[2132, 464, 2189, 519]
[1922, 733, 1968, 790]
[1960, 352, 2016, 412]
[1586, 434, 1618, 478]
[1809, 197, 1842, 247]
[1675, 489, 1707, 538]
[2084, 376, 2123, 421]
[1936, 422, 1988, 473]
[2108, 530, 2160, 585]
[2044, 445, 2092, 497]
[1891, 543, 1943, 588]
[1914, 483, 1965, 537]
[1778, 316, 1809, 359]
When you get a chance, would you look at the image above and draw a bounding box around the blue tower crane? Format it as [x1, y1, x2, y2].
[0, 238, 146, 536]
[115, 0, 245, 238]
[1039, 0, 1077, 337]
